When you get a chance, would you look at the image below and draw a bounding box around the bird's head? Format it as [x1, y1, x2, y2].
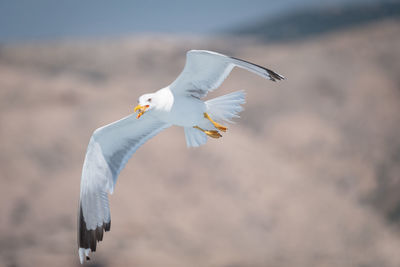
[134, 93, 154, 119]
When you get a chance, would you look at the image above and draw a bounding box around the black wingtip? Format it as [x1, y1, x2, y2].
[105, 221, 111, 231]
[78, 204, 111, 253]
[229, 56, 285, 82]
[265, 68, 285, 81]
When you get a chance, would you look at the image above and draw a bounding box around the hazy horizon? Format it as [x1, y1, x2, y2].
[0, 0, 382, 43]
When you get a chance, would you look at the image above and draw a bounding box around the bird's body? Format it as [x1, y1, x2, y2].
[150, 87, 206, 127]
[77, 50, 284, 263]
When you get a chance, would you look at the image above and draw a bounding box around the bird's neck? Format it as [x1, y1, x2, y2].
[153, 87, 174, 112]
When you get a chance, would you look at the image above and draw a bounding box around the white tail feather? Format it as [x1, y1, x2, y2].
[205, 90, 246, 123]
[184, 91, 246, 148]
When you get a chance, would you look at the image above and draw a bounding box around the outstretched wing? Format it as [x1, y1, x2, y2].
[78, 113, 170, 263]
[169, 50, 284, 99]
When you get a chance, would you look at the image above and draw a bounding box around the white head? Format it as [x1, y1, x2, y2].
[134, 88, 173, 119]
[134, 93, 156, 118]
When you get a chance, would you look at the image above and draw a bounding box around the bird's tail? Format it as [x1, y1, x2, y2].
[205, 90, 246, 123]
[184, 90, 246, 147]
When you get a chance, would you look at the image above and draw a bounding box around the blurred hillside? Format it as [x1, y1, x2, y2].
[231, 1, 400, 42]
[1, 17, 400, 267]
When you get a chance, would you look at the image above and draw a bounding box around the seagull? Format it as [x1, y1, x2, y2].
[78, 50, 284, 263]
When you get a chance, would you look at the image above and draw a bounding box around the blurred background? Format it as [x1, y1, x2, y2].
[1, 0, 400, 266]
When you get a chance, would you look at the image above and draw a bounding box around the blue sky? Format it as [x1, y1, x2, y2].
[0, 0, 380, 42]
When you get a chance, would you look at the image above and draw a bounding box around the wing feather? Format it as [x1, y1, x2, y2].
[78, 113, 170, 263]
[169, 50, 284, 99]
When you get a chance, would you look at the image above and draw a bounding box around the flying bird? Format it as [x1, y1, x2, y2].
[78, 50, 284, 263]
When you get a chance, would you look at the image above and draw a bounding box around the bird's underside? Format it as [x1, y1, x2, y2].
[78, 49, 284, 264]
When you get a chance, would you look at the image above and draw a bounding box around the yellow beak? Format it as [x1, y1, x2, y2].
[134, 104, 149, 119]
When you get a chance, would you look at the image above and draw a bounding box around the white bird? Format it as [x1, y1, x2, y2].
[78, 50, 284, 263]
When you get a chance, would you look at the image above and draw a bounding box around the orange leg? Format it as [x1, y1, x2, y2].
[193, 126, 222, 138]
[204, 112, 227, 132]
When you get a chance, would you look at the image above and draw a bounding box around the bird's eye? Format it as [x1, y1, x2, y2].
[147, 98, 152, 102]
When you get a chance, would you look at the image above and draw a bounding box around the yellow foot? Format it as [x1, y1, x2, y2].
[193, 126, 222, 139]
[204, 112, 227, 132]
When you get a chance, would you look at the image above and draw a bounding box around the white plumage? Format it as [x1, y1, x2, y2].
[78, 50, 284, 263]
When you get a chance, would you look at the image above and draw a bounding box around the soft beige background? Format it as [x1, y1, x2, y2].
[1, 19, 400, 267]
